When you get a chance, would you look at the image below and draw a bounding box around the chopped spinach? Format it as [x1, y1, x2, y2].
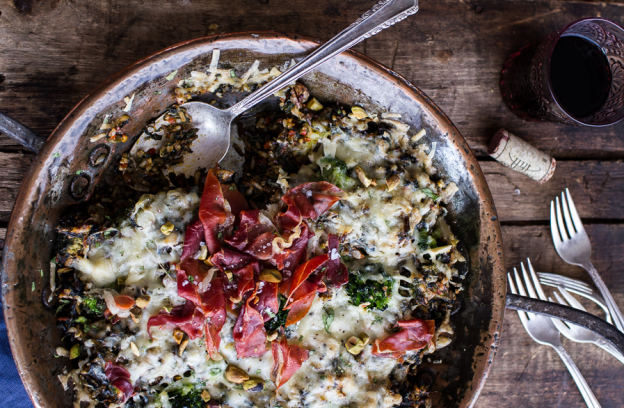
[418, 229, 438, 251]
[345, 266, 394, 311]
[265, 294, 289, 332]
[321, 157, 357, 190]
[168, 388, 204, 408]
[82, 296, 105, 316]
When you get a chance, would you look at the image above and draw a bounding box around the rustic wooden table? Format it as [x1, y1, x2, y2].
[1, 0, 623, 406]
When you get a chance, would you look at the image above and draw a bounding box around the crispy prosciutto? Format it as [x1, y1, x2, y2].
[372, 319, 436, 358]
[233, 287, 268, 358]
[281, 254, 328, 302]
[177, 259, 212, 306]
[199, 168, 233, 255]
[105, 362, 133, 402]
[202, 273, 226, 360]
[225, 210, 276, 260]
[224, 262, 256, 308]
[211, 248, 256, 271]
[180, 217, 204, 262]
[271, 336, 309, 389]
[271, 223, 313, 278]
[147, 301, 205, 340]
[221, 185, 249, 217]
[276, 182, 343, 230]
[325, 234, 348, 288]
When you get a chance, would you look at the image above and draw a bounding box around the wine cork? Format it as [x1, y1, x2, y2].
[488, 129, 556, 183]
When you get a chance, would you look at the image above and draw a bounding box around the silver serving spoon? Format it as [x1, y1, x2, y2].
[137, 0, 418, 180]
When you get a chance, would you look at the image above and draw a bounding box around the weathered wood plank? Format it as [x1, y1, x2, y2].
[1, 0, 624, 158]
[0, 151, 33, 223]
[477, 224, 624, 408]
[482, 160, 624, 222]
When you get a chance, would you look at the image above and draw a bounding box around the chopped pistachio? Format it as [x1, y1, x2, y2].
[243, 379, 264, 392]
[55, 346, 70, 358]
[350, 106, 368, 120]
[130, 306, 143, 323]
[225, 365, 249, 384]
[160, 221, 175, 236]
[345, 334, 370, 355]
[306, 97, 324, 111]
[266, 331, 278, 341]
[173, 329, 185, 345]
[385, 174, 401, 191]
[201, 390, 211, 402]
[178, 338, 189, 356]
[135, 295, 151, 309]
[259, 269, 282, 283]
[197, 245, 208, 261]
[69, 344, 81, 360]
[354, 166, 372, 187]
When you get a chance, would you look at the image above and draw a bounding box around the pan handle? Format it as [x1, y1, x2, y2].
[0, 112, 46, 153]
[506, 293, 624, 356]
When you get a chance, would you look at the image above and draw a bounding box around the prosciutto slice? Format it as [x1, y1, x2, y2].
[105, 362, 133, 402]
[325, 234, 348, 288]
[180, 217, 204, 262]
[147, 301, 205, 340]
[372, 319, 436, 358]
[271, 336, 309, 389]
[276, 182, 343, 228]
[225, 210, 276, 260]
[211, 248, 256, 272]
[284, 280, 319, 326]
[199, 168, 232, 255]
[281, 254, 329, 303]
[202, 273, 227, 360]
[233, 287, 268, 358]
[177, 259, 212, 306]
[252, 281, 279, 322]
[271, 222, 313, 278]
[222, 185, 249, 217]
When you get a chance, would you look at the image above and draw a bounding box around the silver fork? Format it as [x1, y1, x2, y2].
[551, 188, 624, 332]
[508, 258, 602, 407]
[538, 272, 612, 324]
[550, 287, 624, 364]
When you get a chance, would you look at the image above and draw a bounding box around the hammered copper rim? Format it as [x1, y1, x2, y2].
[2, 31, 505, 408]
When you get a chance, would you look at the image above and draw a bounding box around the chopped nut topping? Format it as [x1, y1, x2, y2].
[178, 338, 189, 356]
[135, 295, 151, 309]
[160, 221, 175, 236]
[345, 333, 370, 355]
[130, 306, 143, 323]
[225, 365, 249, 384]
[173, 329, 185, 345]
[350, 106, 368, 120]
[243, 379, 264, 392]
[130, 341, 140, 357]
[259, 269, 282, 283]
[201, 390, 211, 402]
[354, 166, 372, 188]
[266, 331, 278, 341]
[385, 174, 401, 191]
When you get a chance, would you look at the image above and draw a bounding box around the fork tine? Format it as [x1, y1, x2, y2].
[537, 273, 594, 291]
[520, 262, 539, 299]
[561, 191, 577, 237]
[508, 272, 530, 326]
[539, 277, 593, 295]
[565, 188, 585, 235]
[557, 286, 588, 312]
[555, 196, 569, 242]
[550, 200, 564, 247]
[550, 293, 573, 333]
[526, 259, 548, 301]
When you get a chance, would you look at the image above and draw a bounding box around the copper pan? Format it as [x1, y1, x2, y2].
[1, 32, 505, 407]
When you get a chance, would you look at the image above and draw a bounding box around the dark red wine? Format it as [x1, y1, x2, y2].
[550, 35, 611, 118]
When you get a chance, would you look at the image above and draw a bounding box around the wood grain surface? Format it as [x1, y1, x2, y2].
[0, 0, 623, 407]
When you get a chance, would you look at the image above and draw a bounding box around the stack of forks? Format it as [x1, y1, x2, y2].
[508, 189, 624, 408]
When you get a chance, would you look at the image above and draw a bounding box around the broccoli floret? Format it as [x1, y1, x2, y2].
[169, 389, 204, 408]
[417, 229, 437, 251]
[321, 157, 357, 190]
[345, 266, 394, 311]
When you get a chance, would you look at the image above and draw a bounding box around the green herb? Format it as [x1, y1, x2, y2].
[217, 232, 223, 240]
[321, 157, 357, 190]
[120, 251, 124, 256]
[265, 309, 276, 319]
[229, 185, 236, 190]
[299, 335, 304, 341]
[154, 90, 162, 95]
[372, 316, 384, 325]
[339, 353, 352, 367]
[230, 70, 236, 78]
[145, 239, 155, 248]
[210, 367, 222, 376]
[55, 304, 65, 315]
[54, 354, 60, 358]
[31, 282, 35, 292]
[165, 70, 178, 81]
[322, 308, 334, 334]
[384, 220, 390, 227]
[140, 266, 145, 271]
[368, 190, 373, 199]
[82, 296, 104, 316]
[265, 294, 289, 332]
[52, 153, 60, 158]
[168, 388, 204, 408]
[232, 384, 243, 390]
[76, 170, 83, 175]
[320, 375, 326, 380]
[417, 229, 437, 251]
[345, 265, 394, 311]
[256, 369, 261, 374]
[75, 316, 87, 324]
[105, 215, 111, 220]
[421, 188, 440, 201]
[188, 275, 194, 283]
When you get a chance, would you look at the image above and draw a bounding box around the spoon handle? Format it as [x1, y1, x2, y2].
[229, 0, 419, 117]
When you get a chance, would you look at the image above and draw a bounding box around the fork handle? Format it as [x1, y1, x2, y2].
[554, 345, 602, 408]
[597, 340, 624, 365]
[583, 261, 624, 332]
